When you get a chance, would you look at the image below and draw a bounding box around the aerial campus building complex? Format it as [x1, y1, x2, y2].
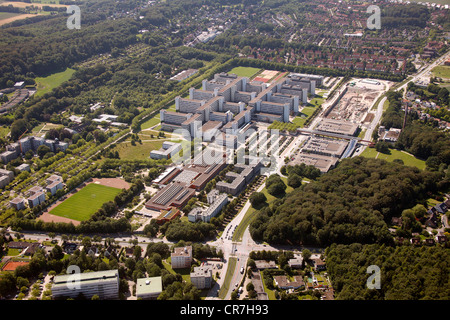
[160, 72, 322, 148]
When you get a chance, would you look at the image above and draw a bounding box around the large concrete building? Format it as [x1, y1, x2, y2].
[52, 269, 120, 300]
[0, 136, 68, 164]
[215, 157, 262, 196]
[150, 141, 182, 160]
[45, 175, 64, 196]
[301, 136, 349, 158]
[0, 169, 14, 188]
[10, 197, 25, 210]
[315, 119, 359, 136]
[188, 189, 229, 223]
[160, 72, 319, 148]
[27, 186, 46, 208]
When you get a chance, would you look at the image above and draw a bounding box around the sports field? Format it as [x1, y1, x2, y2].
[49, 183, 122, 221]
[228, 66, 261, 78]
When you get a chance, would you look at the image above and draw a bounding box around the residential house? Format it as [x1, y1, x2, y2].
[273, 275, 305, 290]
[288, 256, 304, 269]
[254, 260, 277, 270]
[435, 231, 448, 244]
[313, 258, 326, 271]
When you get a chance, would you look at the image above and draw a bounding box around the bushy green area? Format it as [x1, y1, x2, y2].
[326, 243, 450, 300]
[250, 157, 442, 246]
[49, 183, 122, 221]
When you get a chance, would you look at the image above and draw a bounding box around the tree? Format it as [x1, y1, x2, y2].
[375, 141, 390, 154]
[37, 145, 51, 159]
[267, 181, 286, 196]
[249, 192, 267, 208]
[10, 119, 29, 141]
[287, 173, 302, 188]
[301, 249, 311, 262]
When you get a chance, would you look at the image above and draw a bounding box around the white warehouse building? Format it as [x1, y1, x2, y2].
[51, 269, 120, 300]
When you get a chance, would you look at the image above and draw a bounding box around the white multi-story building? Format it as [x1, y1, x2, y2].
[190, 266, 212, 289]
[51, 269, 120, 300]
[171, 246, 192, 269]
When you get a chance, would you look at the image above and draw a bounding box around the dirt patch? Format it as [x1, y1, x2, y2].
[0, 13, 40, 26]
[92, 178, 131, 190]
[1, 1, 68, 8]
[2, 260, 30, 271]
[363, 113, 374, 123]
[38, 212, 81, 225]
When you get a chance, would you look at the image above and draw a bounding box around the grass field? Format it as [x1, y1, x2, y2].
[140, 114, 161, 130]
[218, 257, 237, 299]
[35, 68, 75, 97]
[431, 65, 450, 80]
[49, 183, 122, 221]
[113, 139, 165, 161]
[0, 12, 21, 21]
[292, 106, 316, 127]
[0, 126, 9, 139]
[228, 66, 261, 78]
[360, 147, 426, 170]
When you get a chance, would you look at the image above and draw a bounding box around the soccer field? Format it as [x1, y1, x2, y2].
[228, 66, 261, 78]
[49, 183, 122, 221]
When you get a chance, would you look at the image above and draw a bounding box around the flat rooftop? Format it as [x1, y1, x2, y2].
[291, 152, 338, 173]
[315, 119, 359, 136]
[136, 277, 162, 295]
[145, 182, 195, 211]
[302, 137, 349, 158]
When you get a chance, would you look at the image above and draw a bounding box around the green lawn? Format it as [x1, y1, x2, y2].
[140, 114, 161, 130]
[360, 147, 426, 170]
[308, 96, 324, 107]
[292, 106, 316, 127]
[113, 139, 165, 161]
[260, 271, 276, 300]
[228, 66, 262, 78]
[0, 126, 9, 138]
[0, 12, 22, 21]
[49, 183, 122, 221]
[218, 257, 237, 299]
[431, 65, 450, 79]
[34, 68, 75, 97]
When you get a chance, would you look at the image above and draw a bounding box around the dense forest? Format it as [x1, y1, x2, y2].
[250, 157, 443, 246]
[377, 88, 450, 171]
[381, 4, 430, 29]
[326, 243, 449, 300]
[396, 122, 450, 170]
